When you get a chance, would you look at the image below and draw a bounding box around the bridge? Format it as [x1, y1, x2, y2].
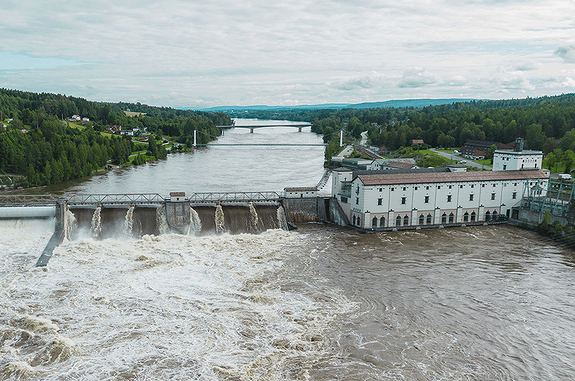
[216, 123, 312, 133]
[197, 143, 327, 147]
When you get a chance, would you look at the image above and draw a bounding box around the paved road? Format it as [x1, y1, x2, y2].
[430, 148, 492, 170]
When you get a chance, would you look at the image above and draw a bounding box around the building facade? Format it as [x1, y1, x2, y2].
[492, 150, 543, 171]
[336, 170, 548, 230]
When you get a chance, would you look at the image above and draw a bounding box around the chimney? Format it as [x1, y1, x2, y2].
[515, 138, 524, 152]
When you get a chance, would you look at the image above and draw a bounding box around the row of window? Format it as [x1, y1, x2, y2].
[380, 183, 519, 193]
[373, 192, 517, 205]
[367, 210, 500, 228]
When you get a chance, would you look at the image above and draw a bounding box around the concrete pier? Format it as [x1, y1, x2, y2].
[36, 201, 66, 267]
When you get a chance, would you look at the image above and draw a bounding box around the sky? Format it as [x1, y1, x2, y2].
[1, 0, 574, 109]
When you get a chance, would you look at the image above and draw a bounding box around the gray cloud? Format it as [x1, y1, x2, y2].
[554, 45, 575, 63]
[332, 72, 386, 91]
[398, 68, 441, 88]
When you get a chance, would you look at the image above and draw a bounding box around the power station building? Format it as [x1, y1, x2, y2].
[331, 141, 548, 230]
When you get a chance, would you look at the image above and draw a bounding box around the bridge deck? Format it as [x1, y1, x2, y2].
[198, 143, 326, 147]
[217, 124, 311, 129]
[1, 192, 283, 207]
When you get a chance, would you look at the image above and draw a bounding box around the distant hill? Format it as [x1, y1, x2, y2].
[195, 99, 479, 112]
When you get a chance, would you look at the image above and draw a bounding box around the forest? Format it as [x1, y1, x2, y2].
[0, 89, 232, 188]
[230, 93, 575, 171]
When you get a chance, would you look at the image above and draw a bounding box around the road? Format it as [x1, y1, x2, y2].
[430, 148, 492, 170]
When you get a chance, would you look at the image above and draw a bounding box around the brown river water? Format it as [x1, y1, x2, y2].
[1, 120, 574, 380]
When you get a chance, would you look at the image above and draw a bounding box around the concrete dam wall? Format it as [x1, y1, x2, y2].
[66, 202, 288, 239]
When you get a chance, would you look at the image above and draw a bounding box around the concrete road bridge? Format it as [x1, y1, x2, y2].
[217, 123, 312, 133]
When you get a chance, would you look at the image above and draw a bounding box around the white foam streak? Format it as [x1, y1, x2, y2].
[90, 206, 101, 238]
[155, 206, 169, 235]
[188, 206, 202, 235]
[215, 204, 225, 234]
[123, 204, 135, 237]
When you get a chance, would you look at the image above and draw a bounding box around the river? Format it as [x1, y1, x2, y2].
[1, 120, 575, 380]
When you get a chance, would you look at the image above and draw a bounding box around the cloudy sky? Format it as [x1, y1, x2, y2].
[1, 0, 574, 108]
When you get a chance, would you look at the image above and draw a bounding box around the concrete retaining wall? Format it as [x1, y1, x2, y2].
[282, 197, 320, 223]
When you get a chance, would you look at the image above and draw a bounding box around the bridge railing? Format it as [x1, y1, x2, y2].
[65, 193, 165, 205]
[188, 191, 281, 203]
[0, 194, 59, 206]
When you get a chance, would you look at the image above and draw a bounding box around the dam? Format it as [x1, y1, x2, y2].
[0, 192, 305, 267]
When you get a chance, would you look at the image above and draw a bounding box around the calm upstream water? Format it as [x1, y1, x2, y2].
[2, 120, 575, 380]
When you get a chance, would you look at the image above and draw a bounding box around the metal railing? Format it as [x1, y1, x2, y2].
[65, 193, 165, 205]
[188, 191, 281, 203]
[0, 194, 59, 206]
[1, 191, 283, 207]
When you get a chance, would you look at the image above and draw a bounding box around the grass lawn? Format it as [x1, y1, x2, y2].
[124, 111, 146, 117]
[67, 121, 112, 137]
[435, 148, 459, 153]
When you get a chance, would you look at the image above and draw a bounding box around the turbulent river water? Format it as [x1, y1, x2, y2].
[2, 120, 575, 380]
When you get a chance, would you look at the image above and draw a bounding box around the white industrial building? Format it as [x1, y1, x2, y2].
[332, 167, 548, 230]
[328, 138, 548, 230]
[492, 137, 543, 171]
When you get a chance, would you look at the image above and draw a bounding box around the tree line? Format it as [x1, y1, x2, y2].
[0, 88, 232, 187]
[227, 93, 575, 169]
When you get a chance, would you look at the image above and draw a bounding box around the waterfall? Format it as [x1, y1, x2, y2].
[90, 206, 102, 238]
[124, 204, 135, 237]
[276, 205, 288, 230]
[248, 202, 259, 233]
[63, 204, 77, 241]
[215, 204, 225, 234]
[156, 206, 169, 235]
[188, 206, 202, 235]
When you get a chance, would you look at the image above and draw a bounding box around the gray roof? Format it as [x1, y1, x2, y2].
[494, 149, 543, 155]
[358, 169, 548, 186]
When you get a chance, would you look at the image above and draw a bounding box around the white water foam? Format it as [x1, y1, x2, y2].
[0, 226, 356, 380]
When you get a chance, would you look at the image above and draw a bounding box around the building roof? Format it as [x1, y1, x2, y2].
[357, 169, 548, 186]
[385, 161, 418, 170]
[494, 149, 543, 155]
[284, 187, 318, 192]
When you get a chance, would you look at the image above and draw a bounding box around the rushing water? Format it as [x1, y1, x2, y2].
[2, 120, 575, 380]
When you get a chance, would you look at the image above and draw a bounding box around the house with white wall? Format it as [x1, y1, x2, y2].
[492, 138, 543, 171]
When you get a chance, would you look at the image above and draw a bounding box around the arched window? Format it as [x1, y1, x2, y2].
[357, 217, 361, 226]
[441, 213, 447, 224]
[492, 211, 498, 220]
[471, 212, 476, 222]
[463, 212, 469, 222]
[396, 215, 401, 227]
[485, 211, 491, 221]
[426, 214, 432, 225]
[380, 216, 385, 227]
[352, 215, 356, 225]
[449, 213, 454, 224]
[372, 217, 378, 228]
[403, 215, 409, 226]
[419, 214, 425, 225]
